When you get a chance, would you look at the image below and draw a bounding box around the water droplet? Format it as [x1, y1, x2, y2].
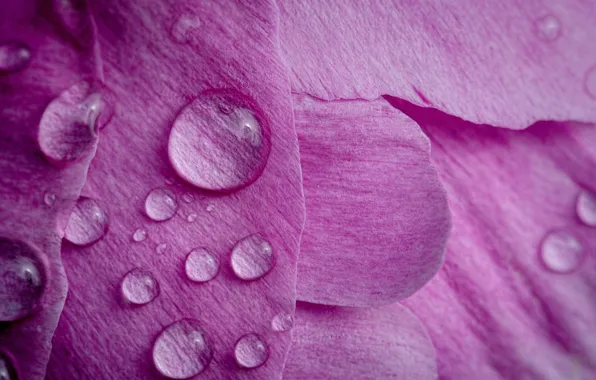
[38, 82, 101, 165]
[132, 229, 147, 242]
[121, 268, 159, 305]
[168, 89, 271, 192]
[577, 190, 596, 227]
[585, 65, 596, 100]
[271, 312, 294, 332]
[540, 230, 584, 273]
[156, 243, 168, 255]
[64, 197, 109, 246]
[0, 352, 18, 380]
[0, 41, 31, 72]
[0, 238, 47, 321]
[171, 14, 202, 43]
[234, 333, 268, 369]
[535, 14, 562, 41]
[185, 248, 219, 283]
[231, 235, 274, 281]
[145, 188, 178, 222]
[186, 213, 198, 223]
[153, 319, 213, 379]
[165, 177, 176, 185]
[43, 192, 56, 206]
[181, 193, 194, 203]
[206, 204, 215, 213]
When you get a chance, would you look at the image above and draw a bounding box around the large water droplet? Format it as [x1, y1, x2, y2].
[577, 190, 596, 227]
[271, 312, 294, 332]
[132, 229, 147, 242]
[540, 230, 584, 273]
[153, 319, 213, 379]
[171, 14, 202, 44]
[535, 14, 562, 41]
[586, 65, 596, 100]
[231, 235, 274, 281]
[0, 238, 47, 321]
[168, 89, 271, 192]
[0, 41, 31, 72]
[0, 352, 17, 380]
[145, 188, 178, 222]
[38, 83, 101, 165]
[64, 197, 109, 246]
[234, 333, 268, 369]
[185, 248, 219, 283]
[121, 268, 159, 305]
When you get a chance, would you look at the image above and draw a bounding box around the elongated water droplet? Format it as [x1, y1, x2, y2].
[153, 319, 213, 379]
[64, 197, 109, 246]
[577, 190, 596, 227]
[0, 238, 47, 321]
[540, 230, 584, 273]
[44, 192, 56, 206]
[234, 333, 268, 369]
[132, 229, 147, 242]
[168, 89, 271, 192]
[145, 188, 178, 222]
[171, 14, 202, 43]
[586, 65, 596, 100]
[0, 352, 17, 380]
[156, 243, 168, 255]
[535, 14, 561, 41]
[185, 248, 219, 283]
[231, 235, 274, 280]
[121, 268, 159, 305]
[182, 193, 194, 203]
[0, 41, 30, 72]
[186, 213, 198, 223]
[38, 82, 101, 165]
[271, 312, 294, 332]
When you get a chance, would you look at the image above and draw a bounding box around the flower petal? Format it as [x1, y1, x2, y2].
[294, 95, 450, 307]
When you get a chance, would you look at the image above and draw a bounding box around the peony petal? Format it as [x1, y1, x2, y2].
[394, 100, 596, 379]
[294, 95, 450, 307]
[45, 1, 305, 379]
[283, 301, 438, 380]
[279, 0, 596, 128]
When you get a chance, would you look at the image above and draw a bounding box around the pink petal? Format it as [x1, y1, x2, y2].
[283, 302, 438, 380]
[279, 1, 596, 128]
[395, 100, 596, 379]
[294, 95, 450, 307]
[45, 1, 304, 379]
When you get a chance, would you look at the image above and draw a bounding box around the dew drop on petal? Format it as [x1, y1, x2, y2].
[145, 188, 178, 222]
[540, 230, 584, 273]
[181, 193, 194, 203]
[234, 333, 268, 369]
[64, 197, 109, 246]
[206, 204, 215, 213]
[153, 319, 213, 379]
[168, 89, 271, 192]
[585, 65, 596, 100]
[535, 14, 561, 41]
[132, 229, 147, 242]
[186, 213, 198, 223]
[121, 268, 159, 305]
[156, 243, 168, 255]
[271, 312, 294, 332]
[0, 238, 47, 321]
[231, 235, 274, 281]
[43, 192, 56, 206]
[0, 41, 31, 72]
[185, 248, 219, 283]
[165, 177, 176, 185]
[170, 14, 202, 44]
[577, 190, 596, 227]
[0, 351, 18, 380]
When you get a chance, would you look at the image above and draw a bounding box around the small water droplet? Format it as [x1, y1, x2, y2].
[171, 14, 202, 43]
[156, 243, 168, 255]
[121, 268, 159, 305]
[132, 229, 147, 242]
[585, 65, 596, 100]
[206, 204, 215, 213]
[0, 238, 47, 321]
[0, 352, 18, 380]
[231, 235, 274, 281]
[271, 312, 294, 332]
[540, 230, 584, 273]
[153, 319, 213, 378]
[185, 248, 219, 283]
[44, 192, 56, 206]
[186, 213, 198, 223]
[577, 190, 596, 227]
[145, 188, 178, 222]
[234, 333, 268, 369]
[0, 41, 31, 72]
[182, 193, 194, 203]
[165, 177, 176, 185]
[64, 197, 109, 246]
[535, 14, 562, 41]
[168, 89, 271, 192]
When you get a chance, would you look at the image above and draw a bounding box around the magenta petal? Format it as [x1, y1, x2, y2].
[279, 1, 596, 128]
[397, 102, 596, 379]
[294, 95, 450, 307]
[45, 1, 304, 379]
[283, 302, 438, 380]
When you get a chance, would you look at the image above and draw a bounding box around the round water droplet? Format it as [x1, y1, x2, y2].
[132, 229, 147, 242]
[234, 333, 268, 369]
[231, 235, 274, 281]
[585, 65, 596, 100]
[121, 268, 159, 305]
[186, 213, 198, 223]
[145, 188, 178, 222]
[271, 312, 294, 332]
[0, 351, 18, 380]
[0, 237, 47, 321]
[182, 193, 194, 203]
[168, 89, 271, 192]
[540, 230, 584, 273]
[153, 319, 213, 379]
[535, 14, 561, 41]
[156, 243, 168, 255]
[171, 14, 202, 43]
[64, 197, 109, 246]
[206, 204, 215, 213]
[185, 248, 219, 283]
[0, 41, 31, 72]
[38, 82, 101, 165]
[44, 192, 56, 206]
[577, 190, 596, 227]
